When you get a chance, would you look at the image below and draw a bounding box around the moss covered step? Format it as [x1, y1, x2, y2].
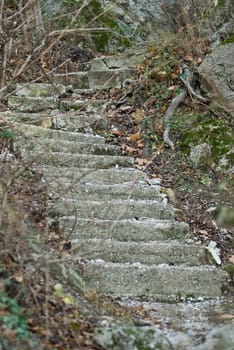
[71, 239, 211, 266]
[81, 261, 228, 301]
[59, 217, 189, 242]
[12, 123, 105, 144]
[48, 181, 161, 201]
[15, 138, 121, 156]
[22, 151, 134, 168]
[48, 199, 173, 220]
[41, 166, 149, 184]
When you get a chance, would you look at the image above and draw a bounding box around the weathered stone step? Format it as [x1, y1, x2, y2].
[12, 123, 105, 144]
[8, 96, 58, 113]
[15, 83, 67, 97]
[23, 151, 134, 168]
[81, 261, 228, 301]
[8, 83, 108, 113]
[1, 110, 106, 132]
[51, 112, 107, 132]
[72, 239, 209, 266]
[60, 99, 106, 112]
[48, 181, 161, 201]
[49, 199, 173, 220]
[15, 138, 121, 156]
[59, 218, 189, 242]
[53, 68, 134, 89]
[41, 166, 151, 184]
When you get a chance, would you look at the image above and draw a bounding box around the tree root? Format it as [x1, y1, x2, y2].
[163, 90, 186, 150]
[162, 64, 206, 149]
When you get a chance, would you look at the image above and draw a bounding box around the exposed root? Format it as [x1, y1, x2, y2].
[162, 64, 206, 149]
[163, 90, 186, 149]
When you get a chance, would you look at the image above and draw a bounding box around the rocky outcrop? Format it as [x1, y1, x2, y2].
[198, 43, 234, 116]
[41, 0, 233, 54]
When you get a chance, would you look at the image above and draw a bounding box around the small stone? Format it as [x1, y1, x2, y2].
[189, 143, 211, 168]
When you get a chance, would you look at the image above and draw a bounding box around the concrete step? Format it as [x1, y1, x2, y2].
[59, 99, 106, 113]
[41, 166, 150, 184]
[23, 151, 134, 168]
[81, 261, 228, 301]
[12, 123, 105, 144]
[49, 199, 174, 220]
[71, 239, 209, 266]
[15, 138, 121, 156]
[8, 96, 58, 112]
[52, 72, 89, 89]
[53, 68, 134, 89]
[2, 110, 107, 132]
[59, 218, 190, 242]
[48, 181, 161, 201]
[51, 112, 107, 132]
[15, 83, 67, 97]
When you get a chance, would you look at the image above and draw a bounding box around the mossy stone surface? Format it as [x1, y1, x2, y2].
[178, 114, 234, 169]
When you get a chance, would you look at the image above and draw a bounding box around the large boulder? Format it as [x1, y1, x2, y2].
[198, 43, 234, 116]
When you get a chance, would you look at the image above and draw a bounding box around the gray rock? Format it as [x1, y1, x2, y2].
[198, 43, 234, 116]
[94, 323, 174, 350]
[193, 325, 234, 350]
[189, 143, 211, 168]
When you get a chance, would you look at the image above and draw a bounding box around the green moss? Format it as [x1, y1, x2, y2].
[217, 0, 225, 8]
[222, 34, 234, 45]
[179, 116, 234, 166]
[224, 264, 234, 282]
[59, 0, 144, 52]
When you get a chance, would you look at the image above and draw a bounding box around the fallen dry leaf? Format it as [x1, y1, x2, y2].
[228, 256, 234, 264]
[137, 142, 144, 148]
[168, 85, 177, 91]
[216, 314, 234, 320]
[85, 291, 99, 302]
[128, 132, 142, 142]
[198, 229, 208, 235]
[132, 108, 145, 124]
[110, 128, 123, 137]
[14, 274, 24, 283]
[135, 158, 149, 170]
[121, 144, 138, 155]
[118, 105, 132, 112]
[184, 55, 194, 62]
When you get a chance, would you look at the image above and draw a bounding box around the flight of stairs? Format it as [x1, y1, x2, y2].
[2, 71, 229, 301]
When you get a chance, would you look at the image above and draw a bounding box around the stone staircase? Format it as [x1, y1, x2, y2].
[2, 61, 229, 301]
